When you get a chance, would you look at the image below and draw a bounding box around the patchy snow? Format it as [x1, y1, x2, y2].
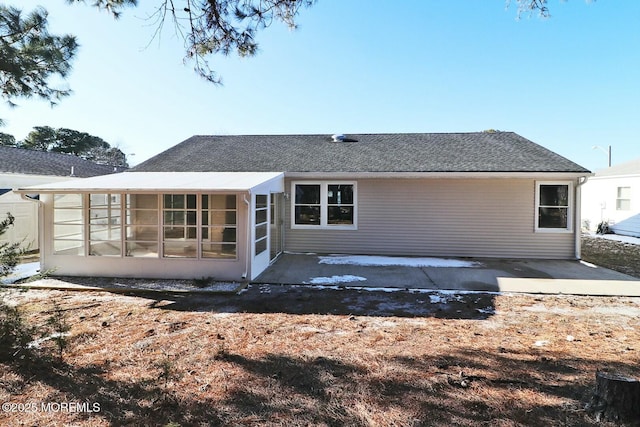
[318, 255, 480, 268]
[588, 233, 640, 246]
[428, 294, 449, 304]
[1, 262, 40, 285]
[354, 286, 404, 293]
[534, 340, 550, 347]
[27, 332, 70, 349]
[580, 260, 598, 268]
[306, 275, 367, 285]
[258, 284, 272, 294]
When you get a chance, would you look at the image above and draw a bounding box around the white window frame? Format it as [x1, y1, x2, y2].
[616, 186, 631, 211]
[534, 181, 573, 233]
[291, 181, 357, 230]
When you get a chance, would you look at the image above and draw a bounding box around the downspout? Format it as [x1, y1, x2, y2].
[242, 193, 251, 280]
[575, 176, 589, 260]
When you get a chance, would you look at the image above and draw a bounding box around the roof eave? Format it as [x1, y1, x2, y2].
[285, 171, 593, 179]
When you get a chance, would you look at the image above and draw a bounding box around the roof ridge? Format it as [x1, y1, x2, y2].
[189, 131, 516, 138]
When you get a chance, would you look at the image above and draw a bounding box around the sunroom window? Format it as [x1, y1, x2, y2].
[89, 194, 122, 256]
[125, 194, 159, 257]
[51, 192, 238, 260]
[292, 182, 356, 228]
[202, 194, 237, 259]
[535, 182, 571, 231]
[53, 194, 84, 255]
[163, 194, 197, 257]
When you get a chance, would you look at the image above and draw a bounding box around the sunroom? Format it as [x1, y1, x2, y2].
[15, 172, 284, 281]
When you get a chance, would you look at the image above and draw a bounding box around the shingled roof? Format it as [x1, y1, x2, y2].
[133, 132, 590, 174]
[0, 146, 121, 177]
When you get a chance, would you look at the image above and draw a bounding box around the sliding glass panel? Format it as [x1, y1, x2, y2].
[90, 241, 122, 256]
[163, 241, 197, 258]
[202, 243, 236, 258]
[53, 240, 84, 256]
[126, 242, 159, 258]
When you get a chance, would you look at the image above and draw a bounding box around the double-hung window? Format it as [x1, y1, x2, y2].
[292, 182, 356, 229]
[535, 182, 572, 232]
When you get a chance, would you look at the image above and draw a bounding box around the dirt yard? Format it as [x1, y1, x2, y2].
[1, 236, 639, 426]
[1, 283, 639, 427]
[581, 235, 640, 278]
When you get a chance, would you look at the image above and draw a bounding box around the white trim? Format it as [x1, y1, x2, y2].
[534, 181, 574, 233]
[285, 171, 591, 180]
[290, 181, 357, 230]
[15, 171, 285, 193]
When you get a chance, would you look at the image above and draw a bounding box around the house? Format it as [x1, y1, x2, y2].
[0, 146, 121, 251]
[15, 132, 591, 281]
[581, 157, 640, 237]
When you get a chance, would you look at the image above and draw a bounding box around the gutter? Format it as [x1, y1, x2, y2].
[575, 176, 589, 259]
[285, 171, 593, 180]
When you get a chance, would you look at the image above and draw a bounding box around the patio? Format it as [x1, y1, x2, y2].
[255, 253, 640, 296]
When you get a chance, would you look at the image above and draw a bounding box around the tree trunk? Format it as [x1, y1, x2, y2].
[587, 371, 640, 423]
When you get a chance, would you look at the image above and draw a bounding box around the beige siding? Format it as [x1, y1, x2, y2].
[285, 178, 576, 259]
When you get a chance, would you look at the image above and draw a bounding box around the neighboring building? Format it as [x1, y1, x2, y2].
[16, 132, 591, 281]
[581, 157, 640, 237]
[1, 146, 121, 250]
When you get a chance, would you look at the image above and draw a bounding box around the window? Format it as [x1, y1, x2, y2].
[125, 194, 159, 257]
[89, 194, 122, 256]
[163, 194, 197, 257]
[617, 187, 631, 211]
[51, 192, 238, 260]
[202, 194, 237, 259]
[53, 194, 84, 255]
[292, 182, 356, 228]
[535, 182, 572, 231]
[255, 195, 268, 255]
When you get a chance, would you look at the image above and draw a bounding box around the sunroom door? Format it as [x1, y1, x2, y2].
[252, 194, 270, 278]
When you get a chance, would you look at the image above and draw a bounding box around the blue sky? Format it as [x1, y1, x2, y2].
[2, 1, 639, 169]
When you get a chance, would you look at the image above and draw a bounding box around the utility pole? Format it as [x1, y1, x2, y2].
[592, 145, 612, 167]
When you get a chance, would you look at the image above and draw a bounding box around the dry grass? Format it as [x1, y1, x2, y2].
[1, 285, 639, 427]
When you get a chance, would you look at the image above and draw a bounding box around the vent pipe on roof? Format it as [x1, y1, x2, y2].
[330, 134, 358, 143]
[70, 166, 75, 177]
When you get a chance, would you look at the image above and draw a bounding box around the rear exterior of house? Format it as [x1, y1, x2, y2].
[282, 177, 576, 259]
[17, 132, 591, 281]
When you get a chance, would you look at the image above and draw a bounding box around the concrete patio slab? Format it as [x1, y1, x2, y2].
[255, 253, 640, 296]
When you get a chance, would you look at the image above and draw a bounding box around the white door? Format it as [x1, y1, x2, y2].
[251, 194, 270, 279]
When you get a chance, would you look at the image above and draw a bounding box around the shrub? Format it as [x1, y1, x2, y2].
[596, 221, 611, 235]
[0, 213, 21, 278]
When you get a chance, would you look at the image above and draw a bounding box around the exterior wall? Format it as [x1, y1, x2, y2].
[39, 192, 251, 281]
[0, 173, 77, 251]
[284, 177, 578, 259]
[0, 192, 39, 251]
[581, 175, 640, 233]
